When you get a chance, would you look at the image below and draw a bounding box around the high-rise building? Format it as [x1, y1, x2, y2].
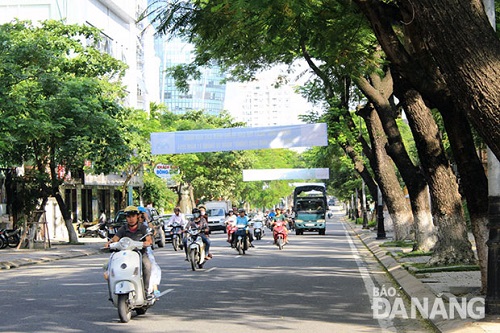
[153, 36, 227, 115]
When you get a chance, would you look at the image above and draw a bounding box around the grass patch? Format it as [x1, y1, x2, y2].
[379, 240, 415, 248]
[402, 262, 480, 273]
[398, 250, 433, 258]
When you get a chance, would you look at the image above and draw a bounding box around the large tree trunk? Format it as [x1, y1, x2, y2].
[439, 107, 489, 293]
[355, 72, 435, 251]
[358, 105, 413, 240]
[401, 89, 476, 265]
[355, 0, 500, 160]
[395, 0, 500, 160]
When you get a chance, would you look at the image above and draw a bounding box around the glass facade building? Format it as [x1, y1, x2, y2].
[154, 36, 226, 115]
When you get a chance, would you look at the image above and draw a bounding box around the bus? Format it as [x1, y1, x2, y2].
[292, 183, 327, 235]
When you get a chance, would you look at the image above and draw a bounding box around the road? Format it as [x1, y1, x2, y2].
[0, 212, 429, 332]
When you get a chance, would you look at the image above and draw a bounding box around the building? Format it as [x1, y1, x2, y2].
[0, 0, 159, 239]
[224, 67, 314, 127]
[153, 35, 227, 115]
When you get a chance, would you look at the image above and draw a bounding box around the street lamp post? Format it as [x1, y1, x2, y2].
[483, 0, 500, 315]
[376, 186, 386, 239]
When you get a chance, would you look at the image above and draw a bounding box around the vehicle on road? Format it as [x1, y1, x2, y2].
[204, 200, 232, 233]
[107, 207, 165, 248]
[185, 227, 207, 271]
[105, 237, 156, 323]
[232, 225, 250, 255]
[293, 183, 327, 235]
[273, 220, 287, 250]
[252, 220, 264, 240]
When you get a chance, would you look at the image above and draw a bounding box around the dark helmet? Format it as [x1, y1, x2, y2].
[238, 208, 245, 214]
[192, 207, 201, 218]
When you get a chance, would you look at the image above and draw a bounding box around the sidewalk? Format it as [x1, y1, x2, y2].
[342, 215, 500, 333]
[0, 238, 104, 270]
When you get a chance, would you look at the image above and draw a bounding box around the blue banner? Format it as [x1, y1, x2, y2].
[151, 123, 328, 155]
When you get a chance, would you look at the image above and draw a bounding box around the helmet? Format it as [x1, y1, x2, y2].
[198, 205, 206, 211]
[123, 205, 139, 215]
[192, 207, 201, 218]
[238, 208, 245, 214]
[138, 206, 147, 213]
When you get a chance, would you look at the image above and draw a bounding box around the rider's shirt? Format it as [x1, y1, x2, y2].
[116, 223, 149, 253]
[273, 213, 286, 222]
[168, 213, 186, 227]
[225, 215, 237, 226]
[236, 215, 249, 227]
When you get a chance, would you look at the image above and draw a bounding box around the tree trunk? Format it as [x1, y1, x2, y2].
[440, 107, 489, 292]
[358, 105, 413, 240]
[355, 72, 435, 251]
[355, 0, 500, 160]
[395, 0, 500, 160]
[401, 89, 476, 265]
[339, 140, 378, 200]
[54, 192, 79, 243]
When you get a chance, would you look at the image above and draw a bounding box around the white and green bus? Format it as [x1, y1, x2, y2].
[292, 183, 327, 235]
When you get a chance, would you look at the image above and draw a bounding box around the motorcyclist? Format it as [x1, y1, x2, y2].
[106, 205, 153, 296]
[183, 207, 212, 260]
[225, 210, 237, 243]
[235, 208, 254, 247]
[167, 206, 187, 228]
[272, 207, 289, 244]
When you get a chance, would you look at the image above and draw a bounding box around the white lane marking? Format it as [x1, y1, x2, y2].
[205, 267, 216, 273]
[159, 288, 173, 297]
[341, 222, 395, 332]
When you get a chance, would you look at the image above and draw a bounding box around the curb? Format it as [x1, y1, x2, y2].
[343, 219, 489, 333]
[0, 248, 102, 270]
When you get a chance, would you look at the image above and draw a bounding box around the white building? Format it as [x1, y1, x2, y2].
[0, 0, 159, 240]
[224, 66, 315, 127]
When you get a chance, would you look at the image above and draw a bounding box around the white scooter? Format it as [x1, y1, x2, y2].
[186, 228, 206, 271]
[105, 236, 156, 322]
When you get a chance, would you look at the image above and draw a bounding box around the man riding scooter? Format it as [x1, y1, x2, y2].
[106, 205, 153, 297]
[183, 208, 212, 261]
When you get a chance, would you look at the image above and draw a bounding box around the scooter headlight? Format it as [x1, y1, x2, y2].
[118, 237, 132, 250]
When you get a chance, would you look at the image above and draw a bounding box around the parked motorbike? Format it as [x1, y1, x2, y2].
[252, 220, 264, 240]
[77, 220, 101, 238]
[273, 221, 287, 250]
[169, 222, 184, 251]
[0, 228, 21, 248]
[186, 227, 206, 271]
[233, 225, 249, 255]
[104, 236, 156, 323]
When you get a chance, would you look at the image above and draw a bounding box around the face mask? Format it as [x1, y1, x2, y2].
[193, 212, 200, 218]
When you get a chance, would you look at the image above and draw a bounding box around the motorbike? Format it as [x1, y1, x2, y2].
[77, 220, 101, 238]
[252, 220, 264, 240]
[273, 221, 287, 250]
[186, 227, 206, 271]
[233, 225, 249, 255]
[104, 236, 156, 323]
[0, 228, 21, 248]
[169, 222, 184, 251]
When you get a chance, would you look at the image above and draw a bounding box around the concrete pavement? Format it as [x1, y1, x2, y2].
[343, 215, 500, 333]
[2, 216, 500, 332]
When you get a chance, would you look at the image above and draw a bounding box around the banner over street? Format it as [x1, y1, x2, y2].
[151, 123, 327, 155]
[243, 168, 329, 181]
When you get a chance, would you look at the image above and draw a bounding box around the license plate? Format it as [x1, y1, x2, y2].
[306, 223, 315, 227]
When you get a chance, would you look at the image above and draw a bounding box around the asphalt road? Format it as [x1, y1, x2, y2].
[0, 211, 429, 332]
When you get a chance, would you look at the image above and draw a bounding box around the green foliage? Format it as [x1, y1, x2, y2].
[0, 19, 128, 213]
[141, 171, 177, 212]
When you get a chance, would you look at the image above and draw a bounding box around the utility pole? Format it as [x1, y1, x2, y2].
[483, 0, 500, 315]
